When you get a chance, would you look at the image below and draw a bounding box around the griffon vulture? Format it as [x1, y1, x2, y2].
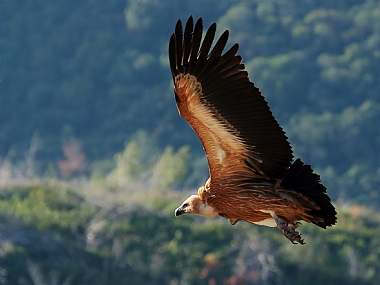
[169, 16, 337, 244]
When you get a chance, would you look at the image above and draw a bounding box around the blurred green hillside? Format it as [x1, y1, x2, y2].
[2, 0, 380, 203]
[0, 178, 379, 285]
[1, 1, 380, 284]
[2, 0, 380, 206]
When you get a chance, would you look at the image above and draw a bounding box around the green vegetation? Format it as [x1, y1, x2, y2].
[2, 1, 380, 284]
[1, 136, 380, 284]
[1, 181, 380, 285]
[2, 1, 380, 206]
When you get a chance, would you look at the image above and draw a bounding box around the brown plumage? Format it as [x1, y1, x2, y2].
[169, 16, 337, 244]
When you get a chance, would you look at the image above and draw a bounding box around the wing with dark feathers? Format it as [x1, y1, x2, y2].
[169, 16, 293, 180]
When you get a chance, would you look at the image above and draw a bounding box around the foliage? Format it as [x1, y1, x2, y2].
[1, 183, 380, 285]
[287, 100, 380, 205]
[2, 2, 380, 282]
[2, 0, 380, 206]
[106, 131, 189, 190]
[0, 184, 94, 239]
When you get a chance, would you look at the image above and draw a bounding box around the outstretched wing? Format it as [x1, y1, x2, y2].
[168, 16, 293, 183]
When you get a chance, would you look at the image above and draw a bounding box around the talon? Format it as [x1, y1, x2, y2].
[287, 221, 302, 229]
[273, 214, 305, 245]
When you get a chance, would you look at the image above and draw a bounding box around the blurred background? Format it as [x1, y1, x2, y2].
[1, 1, 379, 284]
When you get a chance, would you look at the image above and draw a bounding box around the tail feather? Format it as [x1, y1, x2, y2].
[281, 158, 337, 228]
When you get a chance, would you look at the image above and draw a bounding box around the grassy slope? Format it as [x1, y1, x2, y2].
[0, 182, 379, 285]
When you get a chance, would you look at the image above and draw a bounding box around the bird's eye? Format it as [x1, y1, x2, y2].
[183, 203, 189, 208]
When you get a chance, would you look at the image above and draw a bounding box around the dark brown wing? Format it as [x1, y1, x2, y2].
[169, 16, 293, 182]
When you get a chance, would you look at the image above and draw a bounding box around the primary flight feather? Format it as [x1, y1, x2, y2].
[169, 16, 337, 244]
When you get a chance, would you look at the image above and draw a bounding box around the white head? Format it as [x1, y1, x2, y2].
[174, 195, 219, 218]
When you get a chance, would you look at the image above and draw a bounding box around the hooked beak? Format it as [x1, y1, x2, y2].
[174, 206, 185, 217]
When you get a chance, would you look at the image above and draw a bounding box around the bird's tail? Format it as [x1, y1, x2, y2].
[281, 158, 337, 228]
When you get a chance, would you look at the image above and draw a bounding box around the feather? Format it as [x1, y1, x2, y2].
[169, 16, 337, 244]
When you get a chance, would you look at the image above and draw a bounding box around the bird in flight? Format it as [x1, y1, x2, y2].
[169, 16, 336, 244]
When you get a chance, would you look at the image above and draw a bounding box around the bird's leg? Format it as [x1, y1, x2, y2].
[273, 214, 305, 245]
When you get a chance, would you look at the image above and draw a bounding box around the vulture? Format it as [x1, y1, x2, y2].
[169, 16, 337, 244]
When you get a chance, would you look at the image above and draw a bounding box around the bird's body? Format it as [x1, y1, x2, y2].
[169, 16, 337, 244]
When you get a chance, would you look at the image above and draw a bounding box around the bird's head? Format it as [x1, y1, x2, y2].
[174, 195, 218, 218]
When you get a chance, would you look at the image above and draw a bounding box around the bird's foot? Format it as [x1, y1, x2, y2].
[274, 214, 304, 245]
[287, 221, 301, 229]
